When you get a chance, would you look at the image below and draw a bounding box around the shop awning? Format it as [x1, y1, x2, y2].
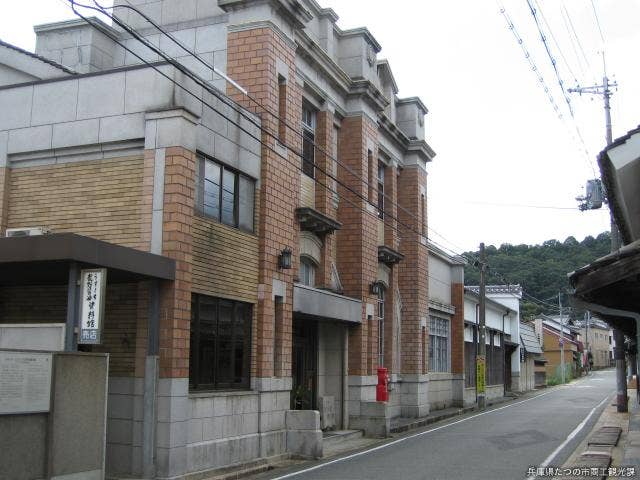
[0, 233, 175, 284]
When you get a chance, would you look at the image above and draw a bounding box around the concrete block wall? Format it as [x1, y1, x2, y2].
[427, 373, 459, 411]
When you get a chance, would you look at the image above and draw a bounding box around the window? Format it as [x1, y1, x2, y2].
[377, 286, 385, 367]
[300, 257, 316, 287]
[429, 315, 450, 372]
[189, 294, 252, 390]
[377, 162, 385, 219]
[302, 103, 316, 178]
[195, 156, 255, 232]
[278, 76, 287, 142]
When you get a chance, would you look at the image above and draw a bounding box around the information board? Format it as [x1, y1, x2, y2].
[0, 351, 52, 414]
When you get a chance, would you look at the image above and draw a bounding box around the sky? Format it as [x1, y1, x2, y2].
[1, 0, 638, 253]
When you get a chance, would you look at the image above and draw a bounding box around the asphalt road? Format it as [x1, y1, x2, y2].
[256, 369, 615, 480]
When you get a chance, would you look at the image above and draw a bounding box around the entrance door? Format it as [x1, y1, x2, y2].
[292, 318, 317, 410]
[505, 351, 512, 392]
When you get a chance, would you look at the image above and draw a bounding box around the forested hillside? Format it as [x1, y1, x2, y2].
[464, 232, 611, 319]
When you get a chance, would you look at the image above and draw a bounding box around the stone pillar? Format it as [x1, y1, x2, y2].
[397, 164, 429, 417]
[142, 109, 197, 479]
[0, 165, 10, 236]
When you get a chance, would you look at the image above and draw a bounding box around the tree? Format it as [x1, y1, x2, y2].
[464, 232, 611, 314]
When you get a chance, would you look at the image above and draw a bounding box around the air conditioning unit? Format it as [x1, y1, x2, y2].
[5, 227, 50, 238]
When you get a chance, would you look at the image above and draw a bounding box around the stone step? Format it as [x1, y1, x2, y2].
[588, 425, 622, 447]
[322, 429, 364, 448]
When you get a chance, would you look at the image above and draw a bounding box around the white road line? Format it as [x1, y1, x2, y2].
[271, 389, 560, 480]
[525, 394, 611, 480]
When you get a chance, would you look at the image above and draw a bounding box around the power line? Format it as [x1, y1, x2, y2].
[590, 0, 606, 46]
[561, 2, 595, 81]
[80, 0, 428, 238]
[68, 1, 564, 315]
[532, 0, 578, 84]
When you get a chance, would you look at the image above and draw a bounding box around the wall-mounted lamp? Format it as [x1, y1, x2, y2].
[278, 247, 292, 270]
[370, 280, 384, 296]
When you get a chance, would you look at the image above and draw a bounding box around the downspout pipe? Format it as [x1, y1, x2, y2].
[503, 312, 508, 392]
[572, 299, 638, 409]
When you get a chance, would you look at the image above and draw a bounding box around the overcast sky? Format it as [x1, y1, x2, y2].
[1, 1, 638, 253]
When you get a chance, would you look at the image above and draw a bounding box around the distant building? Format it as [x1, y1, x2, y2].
[573, 316, 613, 369]
[519, 321, 546, 389]
[533, 316, 582, 381]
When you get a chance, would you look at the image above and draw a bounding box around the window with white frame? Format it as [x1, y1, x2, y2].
[429, 315, 450, 372]
[299, 256, 316, 287]
[301, 103, 316, 178]
[194, 155, 255, 233]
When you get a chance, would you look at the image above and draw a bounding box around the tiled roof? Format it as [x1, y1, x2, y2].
[520, 322, 543, 354]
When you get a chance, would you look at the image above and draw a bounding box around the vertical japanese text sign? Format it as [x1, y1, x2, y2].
[79, 268, 107, 344]
[476, 355, 486, 394]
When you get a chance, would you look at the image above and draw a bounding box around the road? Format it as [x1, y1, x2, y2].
[255, 369, 615, 480]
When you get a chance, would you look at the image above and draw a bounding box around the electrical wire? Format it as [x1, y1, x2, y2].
[80, 0, 430, 236]
[67, 1, 567, 315]
[590, 0, 606, 46]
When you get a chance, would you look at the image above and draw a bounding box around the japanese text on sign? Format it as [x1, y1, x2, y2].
[79, 269, 106, 345]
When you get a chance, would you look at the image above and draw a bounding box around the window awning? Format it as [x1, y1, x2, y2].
[0, 233, 175, 285]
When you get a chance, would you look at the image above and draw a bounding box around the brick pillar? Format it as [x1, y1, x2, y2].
[0, 166, 10, 235]
[336, 115, 379, 378]
[158, 146, 195, 379]
[451, 282, 465, 375]
[227, 27, 301, 382]
[397, 164, 429, 417]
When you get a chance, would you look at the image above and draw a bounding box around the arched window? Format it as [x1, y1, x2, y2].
[300, 256, 317, 287]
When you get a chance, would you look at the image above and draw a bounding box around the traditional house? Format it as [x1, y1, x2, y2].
[519, 321, 546, 389]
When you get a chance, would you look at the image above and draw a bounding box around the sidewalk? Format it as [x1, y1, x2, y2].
[562, 390, 639, 480]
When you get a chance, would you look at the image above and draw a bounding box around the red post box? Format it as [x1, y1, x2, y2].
[376, 367, 389, 402]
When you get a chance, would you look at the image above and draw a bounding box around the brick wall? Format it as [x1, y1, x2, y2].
[450, 282, 465, 374]
[7, 157, 150, 251]
[397, 165, 429, 374]
[336, 115, 379, 376]
[227, 27, 301, 378]
[192, 217, 259, 304]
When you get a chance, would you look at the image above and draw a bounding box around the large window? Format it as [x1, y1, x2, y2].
[189, 294, 252, 390]
[302, 103, 316, 178]
[299, 257, 316, 287]
[195, 155, 255, 232]
[429, 315, 450, 372]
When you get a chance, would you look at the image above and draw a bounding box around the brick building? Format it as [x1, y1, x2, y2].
[0, 1, 436, 478]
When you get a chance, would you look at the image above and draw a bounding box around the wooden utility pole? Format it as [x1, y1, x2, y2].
[477, 242, 487, 409]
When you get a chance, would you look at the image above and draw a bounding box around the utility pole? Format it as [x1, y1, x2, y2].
[569, 57, 628, 410]
[559, 293, 565, 384]
[567, 55, 619, 248]
[477, 243, 487, 409]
